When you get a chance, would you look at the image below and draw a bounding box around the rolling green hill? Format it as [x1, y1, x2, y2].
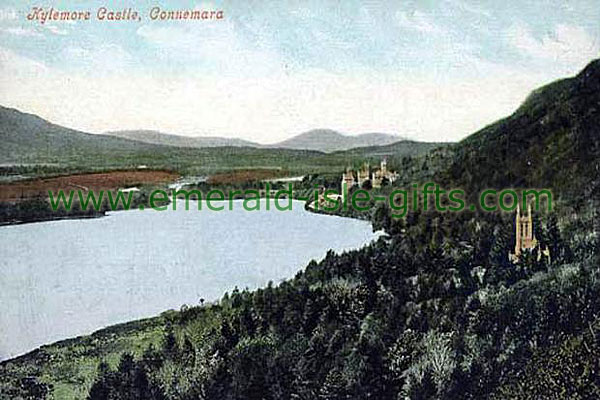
[386, 59, 600, 210]
[0, 106, 344, 176]
[444, 59, 600, 202]
[333, 139, 445, 165]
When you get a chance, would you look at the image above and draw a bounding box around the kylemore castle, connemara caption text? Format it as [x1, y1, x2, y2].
[26, 6, 224, 24]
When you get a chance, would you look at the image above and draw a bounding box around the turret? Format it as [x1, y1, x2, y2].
[510, 199, 539, 262]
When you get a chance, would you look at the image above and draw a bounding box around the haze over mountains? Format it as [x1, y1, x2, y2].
[3, 57, 599, 184]
[0, 105, 443, 177]
[0, 107, 420, 165]
[265, 129, 405, 152]
[107, 128, 407, 153]
[106, 130, 259, 149]
[4, 57, 599, 187]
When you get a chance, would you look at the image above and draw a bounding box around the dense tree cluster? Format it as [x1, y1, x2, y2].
[84, 199, 599, 399]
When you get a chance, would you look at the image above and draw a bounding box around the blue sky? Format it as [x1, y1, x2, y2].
[0, 0, 598, 142]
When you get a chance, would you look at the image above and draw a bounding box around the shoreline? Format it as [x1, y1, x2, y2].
[0, 201, 376, 363]
[0, 212, 105, 227]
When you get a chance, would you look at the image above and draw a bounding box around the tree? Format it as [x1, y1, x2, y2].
[88, 362, 111, 400]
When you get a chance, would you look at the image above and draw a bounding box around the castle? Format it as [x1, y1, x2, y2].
[508, 202, 550, 263]
[337, 167, 351, 204]
[342, 159, 398, 193]
[342, 166, 356, 189]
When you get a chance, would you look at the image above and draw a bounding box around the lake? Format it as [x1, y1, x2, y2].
[0, 200, 379, 360]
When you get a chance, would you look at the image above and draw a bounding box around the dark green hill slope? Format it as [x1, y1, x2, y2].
[334, 139, 446, 160]
[444, 59, 600, 201]
[0, 106, 162, 164]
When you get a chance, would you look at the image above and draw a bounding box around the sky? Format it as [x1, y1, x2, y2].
[0, 0, 598, 143]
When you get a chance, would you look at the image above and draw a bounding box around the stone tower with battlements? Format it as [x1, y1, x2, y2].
[341, 167, 355, 204]
[509, 201, 544, 263]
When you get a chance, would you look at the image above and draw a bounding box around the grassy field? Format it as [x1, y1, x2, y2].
[0, 306, 223, 400]
[0, 142, 445, 184]
[0, 170, 179, 202]
[1, 314, 167, 399]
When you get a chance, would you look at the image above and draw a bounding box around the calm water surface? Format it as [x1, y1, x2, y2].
[0, 200, 379, 360]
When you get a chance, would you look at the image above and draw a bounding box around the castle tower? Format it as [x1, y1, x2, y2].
[357, 162, 370, 186]
[510, 201, 538, 262]
[341, 167, 355, 204]
[380, 158, 387, 175]
[522, 202, 536, 248]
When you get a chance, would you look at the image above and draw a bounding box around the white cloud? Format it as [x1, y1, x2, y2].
[442, 0, 491, 18]
[0, 7, 17, 21]
[0, 22, 70, 38]
[0, 46, 48, 76]
[508, 23, 599, 72]
[0, 46, 550, 143]
[396, 10, 443, 34]
[57, 44, 135, 75]
[0, 20, 592, 145]
[1, 24, 69, 38]
[136, 21, 282, 76]
[45, 24, 68, 35]
[0, 27, 43, 37]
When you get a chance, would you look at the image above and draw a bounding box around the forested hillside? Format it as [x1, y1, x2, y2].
[447, 59, 600, 204]
[1, 60, 599, 399]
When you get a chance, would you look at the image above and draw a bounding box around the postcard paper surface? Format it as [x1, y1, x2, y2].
[1, 1, 599, 398]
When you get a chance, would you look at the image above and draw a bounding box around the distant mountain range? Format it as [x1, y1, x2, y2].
[0, 106, 443, 174]
[106, 130, 259, 149]
[0, 106, 161, 164]
[265, 129, 405, 152]
[0, 108, 425, 167]
[107, 128, 407, 153]
[6, 54, 599, 195]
